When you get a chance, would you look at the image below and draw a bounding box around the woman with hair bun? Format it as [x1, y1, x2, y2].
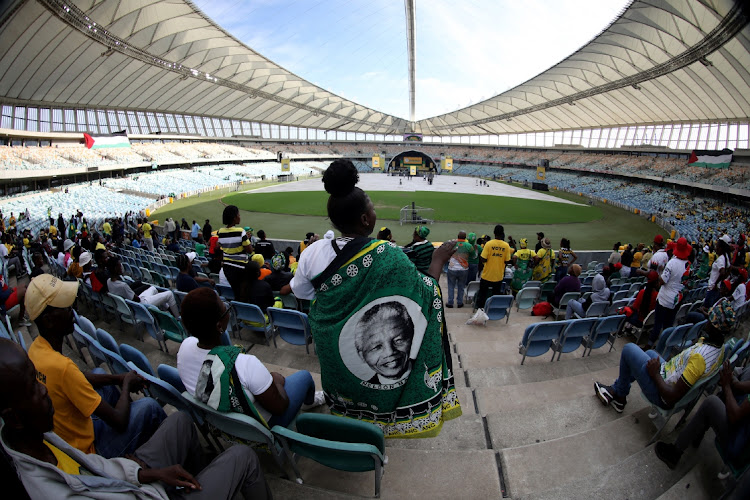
[288, 159, 462, 438]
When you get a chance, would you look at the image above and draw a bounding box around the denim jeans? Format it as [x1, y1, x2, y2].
[92, 370, 167, 459]
[447, 269, 468, 306]
[612, 343, 665, 405]
[267, 370, 316, 428]
[467, 263, 478, 283]
[565, 299, 585, 319]
[650, 302, 677, 344]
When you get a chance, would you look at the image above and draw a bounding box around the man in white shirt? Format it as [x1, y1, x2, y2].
[647, 235, 669, 274]
[705, 236, 731, 308]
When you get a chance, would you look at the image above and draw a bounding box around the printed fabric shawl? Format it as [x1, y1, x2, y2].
[195, 345, 269, 428]
[309, 239, 462, 438]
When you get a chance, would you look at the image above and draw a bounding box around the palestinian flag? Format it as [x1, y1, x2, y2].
[83, 130, 131, 149]
[688, 148, 733, 169]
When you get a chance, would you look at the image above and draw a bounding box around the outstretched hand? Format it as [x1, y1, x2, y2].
[646, 357, 661, 378]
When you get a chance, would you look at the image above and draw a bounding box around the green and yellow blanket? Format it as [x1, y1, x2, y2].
[309, 239, 461, 438]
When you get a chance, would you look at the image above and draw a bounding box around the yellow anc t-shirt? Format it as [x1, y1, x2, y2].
[141, 223, 152, 239]
[480, 238, 512, 282]
[28, 336, 102, 455]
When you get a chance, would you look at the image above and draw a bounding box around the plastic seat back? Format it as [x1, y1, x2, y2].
[95, 328, 120, 355]
[119, 344, 156, 377]
[554, 317, 598, 360]
[272, 413, 386, 497]
[125, 299, 165, 348]
[267, 307, 312, 353]
[464, 281, 480, 305]
[518, 321, 567, 364]
[109, 293, 137, 326]
[554, 292, 580, 319]
[150, 308, 187, 344]
[157, 364, 186, 393]
[484, 295, 514, 322]
[523, 280, 542, 289]
[216, 284, 235, 301]
[681, 320, 708, 350]
[584, 301, 609, 318]
[515, 287, 540, 311]
[584, 314, 626, 355]
[74, 325, 108, 368]
[230, 301, 270, 341]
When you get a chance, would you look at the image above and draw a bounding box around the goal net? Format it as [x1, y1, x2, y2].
[399, 205, 434, 226]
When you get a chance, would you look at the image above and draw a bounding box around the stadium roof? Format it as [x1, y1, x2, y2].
[0, 0, 748, 137]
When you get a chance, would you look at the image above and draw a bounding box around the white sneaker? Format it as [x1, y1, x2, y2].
[19, 317, 32, 327]
[301, 391, 326, 410]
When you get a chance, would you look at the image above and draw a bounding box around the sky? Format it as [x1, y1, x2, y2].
[194, 0, 631, 121]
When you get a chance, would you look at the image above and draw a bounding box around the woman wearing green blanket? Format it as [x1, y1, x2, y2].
[290, 160, 462, 438]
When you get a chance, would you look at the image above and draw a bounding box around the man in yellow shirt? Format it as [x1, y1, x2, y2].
[25, 275, 165, 458]
[475, 224, 512, 310]
[141, 220, 154, 252]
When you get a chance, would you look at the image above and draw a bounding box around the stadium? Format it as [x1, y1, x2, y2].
[0, 0, 749, 498]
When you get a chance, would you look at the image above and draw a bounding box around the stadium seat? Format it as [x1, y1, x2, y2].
[552, 318, 598, 361]
[515, 287, 540, 311]
[267, 307, 314, 354]
[484, 295, 514, 323]
[518, 321, 568, 365]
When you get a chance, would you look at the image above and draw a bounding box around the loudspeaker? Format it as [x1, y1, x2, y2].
[531, 182, 549, 191]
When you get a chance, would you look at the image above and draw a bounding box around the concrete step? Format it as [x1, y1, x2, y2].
[656, 461, 725, 500]
[486, 393, 648, 449]
[267, 477, 358, 499]
[386, 412, 487, 451]
[289, 447, 502, 499]
[501, 407, 657, 498]
[474, 365, 621, 415]
[466, 350, 620, 387]
[514, 430, 725, 500]
[460, 342, 618, 370]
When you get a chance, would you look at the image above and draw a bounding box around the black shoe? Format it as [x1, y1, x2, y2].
[594, 382, 626, 412]
[655, 442, 682, 470]
[446, 303, 454, 308]
[457, 304, 464, 309]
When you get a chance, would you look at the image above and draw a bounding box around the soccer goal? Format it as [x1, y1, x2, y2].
[399, 204, 434, 226]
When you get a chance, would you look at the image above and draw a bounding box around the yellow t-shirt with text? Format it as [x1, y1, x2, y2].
[480, 238, 512, 282]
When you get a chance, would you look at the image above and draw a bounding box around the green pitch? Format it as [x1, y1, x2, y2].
[222, 191, 599, 224]
[152, 180, 665, 250]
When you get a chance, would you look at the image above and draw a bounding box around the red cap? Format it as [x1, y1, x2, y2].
[613, 262, 622, 270]
[654, 234, 664, 245]
[739, 268, 748, 282]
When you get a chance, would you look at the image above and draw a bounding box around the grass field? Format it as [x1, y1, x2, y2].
[152, 178, 666, 250]
[222, 191, 600, 224]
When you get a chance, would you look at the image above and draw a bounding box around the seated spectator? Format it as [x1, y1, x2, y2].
[552, 264, 582, 307]
[107, 258, 180, 318]
[566, 273, 609, 319]
[176, 254, 200, 293]
[0, 233, 24, 277]
[252, 253, 271, 281]
[377, 226, 394, 242]
[623, 270, 659, 328]
[254, 230, 275, 261]
[25, 275, 166, 458]
[88, 249, 110, 294]
[29, 252, 45, 279]
[0, 339, 271, 499]
[264, 253, 293, 291]
[176, 288, 323, 428]
[194, 236, 207, 257]
[656, 360, 750, 471]
[0, 271, 30, 327]
[238, 261, 274, 312]
[66, 247, 83, 280]
[595, 297, 732, 414]
[166, 237, 180, 253]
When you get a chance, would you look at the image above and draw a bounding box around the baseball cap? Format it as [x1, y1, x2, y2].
[653, 235, 664, 245]
[186, 252, 197, 262]
[25, 274, 79, 321]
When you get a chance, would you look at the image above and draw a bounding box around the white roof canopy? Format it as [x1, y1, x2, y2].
[0, 0, 748, 136]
